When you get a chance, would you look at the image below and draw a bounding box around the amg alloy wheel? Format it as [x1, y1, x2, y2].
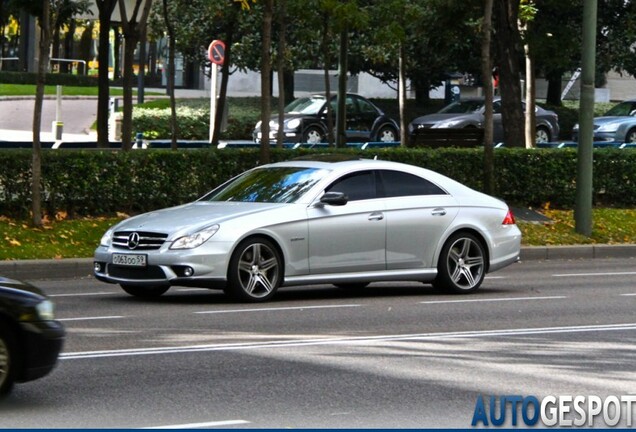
[435, 232, 486, 293]
[227, 238, 282, 302]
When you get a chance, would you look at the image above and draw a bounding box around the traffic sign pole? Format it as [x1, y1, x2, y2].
[207, 40, 226, 145]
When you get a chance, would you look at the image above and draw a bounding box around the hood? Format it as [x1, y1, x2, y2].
[113, 201, 286, 236]
[411, 113, 475, 125]
[594, 116, 628, 126]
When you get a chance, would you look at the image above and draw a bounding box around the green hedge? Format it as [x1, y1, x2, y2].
[0, 71, 100, 87]
[0, 148, 635, 218]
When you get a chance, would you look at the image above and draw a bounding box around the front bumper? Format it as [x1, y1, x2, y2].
[18, 320, 65, 382]
[93, 242, 234, 289]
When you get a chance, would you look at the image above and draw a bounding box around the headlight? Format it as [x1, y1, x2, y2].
[432, 119, 465, 128]
[597, 123, 619, 132]
[100, 228, 115, 247]
[170, 225, 220, 250]
[287, 118, 301, 130]
[20, 299, 55, 322]
[255, 120, 262, 129]
[268, 120, 279, 129]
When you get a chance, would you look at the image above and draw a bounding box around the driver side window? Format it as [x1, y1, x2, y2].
[325, 171, 376, 201]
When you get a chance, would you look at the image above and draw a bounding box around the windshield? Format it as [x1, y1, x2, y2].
[439, 100, 484, 114]
[284, 97, 327, 115]
[201, 167, 329, 203]
[604, 102, 636, 117]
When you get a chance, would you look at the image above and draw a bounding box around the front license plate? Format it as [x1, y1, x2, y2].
[112, 253, 147, 267]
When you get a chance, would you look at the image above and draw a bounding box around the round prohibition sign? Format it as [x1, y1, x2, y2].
[208, 40, 226, 66]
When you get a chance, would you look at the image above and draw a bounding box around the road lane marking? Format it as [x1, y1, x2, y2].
[49, 292, 119, 297]
[620, 293, 636, 296]
[57, 316, 124, 322]
[420, 296, 567, 305]
[195, 304, 361, 314]
[553, 271, 636, 277]
[141, 420, 250, 429]
[60, 322, 636, 360]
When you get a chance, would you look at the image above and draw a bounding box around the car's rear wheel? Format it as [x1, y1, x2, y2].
[0, 326, 17, 397]
[226, 238, 282, 302]
[434, 232, 486, 294]
[303, 126, 325, 144]
[535, 126, 551, 143]
[376, 126, 398, 142]
[625, 128, 636, 143]
[120, 284, 170, 298]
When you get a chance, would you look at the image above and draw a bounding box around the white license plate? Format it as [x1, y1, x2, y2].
[112, 253, 147, 267]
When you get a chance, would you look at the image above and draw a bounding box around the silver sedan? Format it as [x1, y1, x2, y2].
[94, 158, 521, 302]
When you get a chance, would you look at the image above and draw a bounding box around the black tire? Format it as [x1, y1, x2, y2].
[625, 128, 636, 143]
[0, 326, 17, 397]
[334, 283, 369, 290]
[303, 126, 325, 144]
[535, 126, 551, 143]
[120, 284, 170, 298]
[376, 126, 398, 142]
[434, 232, 486, 294]
[226, 237, 282, 302]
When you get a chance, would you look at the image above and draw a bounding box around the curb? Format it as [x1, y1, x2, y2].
[0, 245, 635, 282]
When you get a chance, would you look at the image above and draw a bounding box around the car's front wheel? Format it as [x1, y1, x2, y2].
[434, 232, 486, 294]
[120, 284, 170, 298]
[0, 326, 17, 397]
[226, 238, 282, 302]
[625, 128, 636, 143]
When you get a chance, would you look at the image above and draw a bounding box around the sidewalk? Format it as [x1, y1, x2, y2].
[1, 244, 635, 282]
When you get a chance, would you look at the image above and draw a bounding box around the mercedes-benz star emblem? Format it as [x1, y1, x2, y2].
[127, 232, 140, 249]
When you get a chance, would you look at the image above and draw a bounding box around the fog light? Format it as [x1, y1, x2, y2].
[94, 262, 102, 273]
[183, 267, 194, 277]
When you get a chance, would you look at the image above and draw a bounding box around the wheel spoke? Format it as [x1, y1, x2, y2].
[244, 274, 259, 294]
[259, 257, 278, 272]
[461, 267, 477, 287]
[257, 273, 274, 293]
[450, 265, 463, 283]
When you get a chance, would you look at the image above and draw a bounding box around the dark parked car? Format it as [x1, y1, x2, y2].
[572, 99, 636, 143]
[408, 97, 560, 144]
[253, 93, 400, 145]
[0, 277, 65, 396]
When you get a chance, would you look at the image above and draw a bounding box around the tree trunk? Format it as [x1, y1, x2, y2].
[494, 0, 524, 148]
[121, 29, 137, 150]
[336, 26, 348, 148]
[322, 12, 334, 146]
[482, 0, 495, 195]
[259, 0, 273, 164]
[32, 0, 51, 228]
[545, 71, 563, 106]
[96, 0, 116, 148]
[524, 42, 536, 148]
[398, 42, 407, 147]
[276, 0, 286, 149]
[162, 0, 178, 149]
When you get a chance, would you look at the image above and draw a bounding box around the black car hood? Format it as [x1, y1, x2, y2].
[0, 276, 47, 302]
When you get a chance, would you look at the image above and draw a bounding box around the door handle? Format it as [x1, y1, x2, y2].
[368, 212, 384, 221]
[431, 208, 447, 216]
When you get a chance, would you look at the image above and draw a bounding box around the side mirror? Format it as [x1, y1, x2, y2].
[320, 191, 348, 206]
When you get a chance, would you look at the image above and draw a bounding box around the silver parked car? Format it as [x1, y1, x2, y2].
[408, 97, 560, 144]
[572, 99, 636, 143]
[94, 158, 521, 302]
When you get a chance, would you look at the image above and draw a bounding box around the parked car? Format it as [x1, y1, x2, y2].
[94, 158, 521, 303]
[0, 277, 65, 396]
[408, 97, 560, 144]
[572, 100, 636, 143]
[252, 93, 400, 144]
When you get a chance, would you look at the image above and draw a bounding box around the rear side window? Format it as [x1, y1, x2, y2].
[379, 170, 446, 197]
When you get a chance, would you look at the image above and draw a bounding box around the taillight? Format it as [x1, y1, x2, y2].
[502, 208, 516, 225]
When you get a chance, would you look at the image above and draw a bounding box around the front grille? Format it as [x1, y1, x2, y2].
[108, 265, 166, 280]
[112, 231, 168, 250]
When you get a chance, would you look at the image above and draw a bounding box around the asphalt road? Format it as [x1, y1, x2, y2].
[2, 257, 636, 428]
[0, 97, 98, 135]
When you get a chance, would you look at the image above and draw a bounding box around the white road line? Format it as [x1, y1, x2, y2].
[141, 420, 250, 429]
[57, 316, 124, 322]
[60, 322, 636, 360]
[49, 292, 118, 297]
[620, 293, 636, 296]
[553, 271, 636, 277]
[420, 295, 567, 305]
[195, 304, 361, 314]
